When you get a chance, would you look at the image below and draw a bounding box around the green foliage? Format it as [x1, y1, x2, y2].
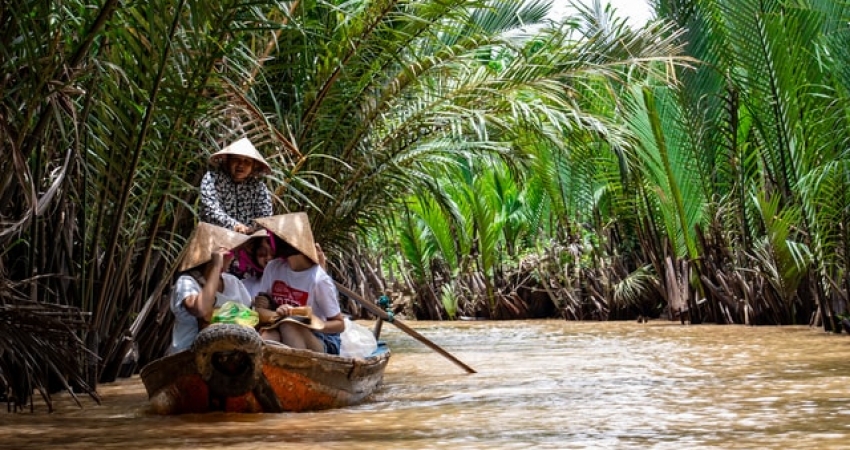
[622, 83, 707, 260]
[612, 265, 658, 309]
[648, 0, 850, 325]
[397, 209, 433, 284]
[750, 190, 812, 304]
[440, 282, 459, 319]
[14, 0, 850, 408]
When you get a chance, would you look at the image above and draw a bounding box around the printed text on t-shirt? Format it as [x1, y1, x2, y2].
[271, 280, 308, 307]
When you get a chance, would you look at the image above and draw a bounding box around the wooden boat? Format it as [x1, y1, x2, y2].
[139, 323, 390, 414]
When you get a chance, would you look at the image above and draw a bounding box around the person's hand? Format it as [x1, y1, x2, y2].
[207, 247, 233, 277]
[210, 247, 228, 268]
[275, 304, 293, 318]
[234, 223, 251, 234]
[222, 250, 235, 268]
[254, 294, 271, 310]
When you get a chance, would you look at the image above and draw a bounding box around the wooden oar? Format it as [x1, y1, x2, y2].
[335, 282, 476, 374]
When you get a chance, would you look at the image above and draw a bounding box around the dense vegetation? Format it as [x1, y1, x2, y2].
[2, 0, 849, 410]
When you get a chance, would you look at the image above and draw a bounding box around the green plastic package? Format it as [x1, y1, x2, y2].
[211, 301, 259, 328]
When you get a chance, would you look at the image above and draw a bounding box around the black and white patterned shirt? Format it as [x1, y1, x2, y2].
[199, 168, 273, 229]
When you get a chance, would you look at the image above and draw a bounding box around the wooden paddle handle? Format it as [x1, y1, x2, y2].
[335, 282, 476, 374]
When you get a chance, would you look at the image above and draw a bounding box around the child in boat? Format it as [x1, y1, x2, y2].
[238, 231, 275, 297]
[252, 213, 344, 354]
[199, 137, 273, 234]
[168, 222, 254, 355]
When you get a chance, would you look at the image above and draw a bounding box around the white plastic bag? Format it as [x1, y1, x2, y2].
[340, 317, 378, 358]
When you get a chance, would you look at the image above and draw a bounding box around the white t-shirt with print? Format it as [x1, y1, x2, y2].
[257, 258, 340, 321]
[169, 272, 252, 354]
[242, 273, 263, 298]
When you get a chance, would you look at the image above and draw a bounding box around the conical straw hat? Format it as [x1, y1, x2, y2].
[209, 137, 271, 175]
[177, 222, 255, 272]
[254, 213, 319, 264]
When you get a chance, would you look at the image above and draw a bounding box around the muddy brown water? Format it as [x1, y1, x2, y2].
[2, 320, 850, 449]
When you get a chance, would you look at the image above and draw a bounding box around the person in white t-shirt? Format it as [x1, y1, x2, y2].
[169, 223, 255, 355]
[253, 213, 344, 354]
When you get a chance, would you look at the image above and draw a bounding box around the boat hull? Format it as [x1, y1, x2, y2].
[140, 325, 390, 414]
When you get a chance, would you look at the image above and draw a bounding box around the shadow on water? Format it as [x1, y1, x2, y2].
[2, 320, 850, 449]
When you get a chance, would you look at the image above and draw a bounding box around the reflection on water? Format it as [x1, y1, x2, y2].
[2, 321, 850, 449]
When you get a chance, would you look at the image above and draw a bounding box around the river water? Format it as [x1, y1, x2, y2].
[2, 320, 850, 449]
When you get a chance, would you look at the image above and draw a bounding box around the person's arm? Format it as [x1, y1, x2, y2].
[183, 250, 226, 321]
[321, 312, 345, 334]
[313, 270, 345, 334]
[253, 293, 279, 324]
[199, 170, 241, 230]
[257, 182, 273, 217]
[248, 181, 273, 230]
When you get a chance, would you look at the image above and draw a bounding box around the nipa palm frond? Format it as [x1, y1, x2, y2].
[612, 264, 658, 308]
[0, 300, 98, 412]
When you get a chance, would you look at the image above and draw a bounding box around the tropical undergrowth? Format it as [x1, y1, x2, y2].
[354, 0, 850, 333]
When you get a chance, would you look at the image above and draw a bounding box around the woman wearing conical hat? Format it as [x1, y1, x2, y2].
[199, 137, 273, 234]
[252, 213, 345, 354]
[168, 223, 255, 355]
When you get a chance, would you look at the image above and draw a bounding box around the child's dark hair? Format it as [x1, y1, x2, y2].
[272, 235, 301, 258]
[246, 237, 265, 261]
[238, 237, 268, 275]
